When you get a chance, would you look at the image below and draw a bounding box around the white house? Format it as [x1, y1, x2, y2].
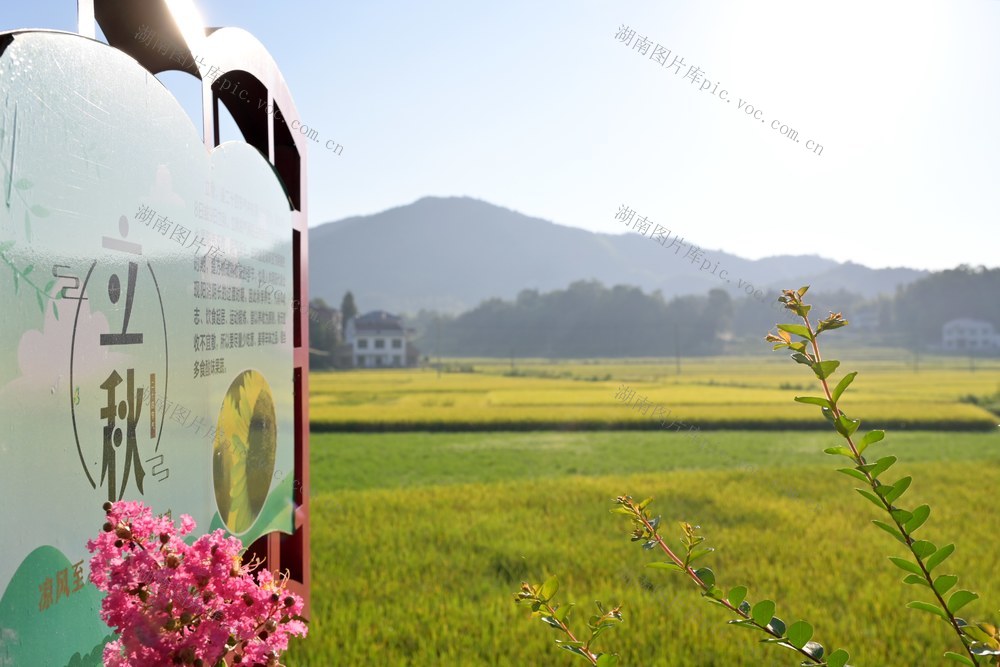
[942, 318, 1000, 352]
[345, 310, 409, 368]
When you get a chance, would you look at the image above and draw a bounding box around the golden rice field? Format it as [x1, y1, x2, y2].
[309, 353, 1000, 430]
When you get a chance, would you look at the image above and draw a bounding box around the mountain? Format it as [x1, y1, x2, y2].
[308, 197, 927, 314]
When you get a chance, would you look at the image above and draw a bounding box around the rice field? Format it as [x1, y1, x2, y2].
[291, 351, 1000, 665]
[287, 430, 1000, 666]
[309, 354, 1000, 431]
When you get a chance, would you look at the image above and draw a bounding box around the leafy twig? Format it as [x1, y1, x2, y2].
[514, 576, 622, 666]
[613, 495, 850, 667]
[767, 286, 986, 666]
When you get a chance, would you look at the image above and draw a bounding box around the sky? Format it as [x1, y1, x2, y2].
[2, 1, 999, 271]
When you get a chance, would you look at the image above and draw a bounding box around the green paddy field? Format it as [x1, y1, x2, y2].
[289, 354, 1000, 666]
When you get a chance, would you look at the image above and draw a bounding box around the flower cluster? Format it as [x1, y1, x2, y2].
[87, 501, 307, 666]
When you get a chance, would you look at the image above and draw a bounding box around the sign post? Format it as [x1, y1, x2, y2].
[0, 2, 310, 663]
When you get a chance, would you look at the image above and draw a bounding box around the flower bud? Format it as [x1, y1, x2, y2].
[102, 501, 113, 512]
[166, 553, 181, 569]
[102, 522, 114, 533]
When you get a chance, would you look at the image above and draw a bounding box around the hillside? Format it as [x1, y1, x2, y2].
[309, 197, 927, 314]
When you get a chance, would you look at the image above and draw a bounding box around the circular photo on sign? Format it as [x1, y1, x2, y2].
[213, 370, 277, 534]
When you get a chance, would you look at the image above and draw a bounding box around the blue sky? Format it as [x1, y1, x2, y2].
[3, 1, 999, 270]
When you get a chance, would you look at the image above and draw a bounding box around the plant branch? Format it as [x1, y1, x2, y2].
[617, 497, 832, 666]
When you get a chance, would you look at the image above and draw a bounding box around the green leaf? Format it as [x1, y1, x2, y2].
[795, 396, 832, 408]
[883, 476, 912, 504]
[934, 575, 959, 595]
[35, 290, 44, 313]
[558, 644, 593, 660]
[905, 505, 931, 533]
[689, 547, 714, 563]
[22, 264, 32, 276]
[790, 352, 813, 367]
[14, 178, 32, 190]
[540, 615, 562, 629]
[831, 371, 857, 403]
[858, 430, 886, 454]
[813, 359, 841, 380]
[827, 648, 851, 667]
[596, 655, 619, 667]
[948, 590, 979, 614]
[907, 600, 949, 620]
[903, 574, 929, 587]
[888, 557, 923, 576]
[766, 616, 785, 636]
[693, 567, 715, 588]
[890, 508, 913, 525]
[52, 301, 59, 320]
[962, 625, 994, 643]
[834, 413, 860, 437]
[727, 586, 748, 607]
[856, 488, 885, 510]
[911, 540, 937, 559]
[553, 603, 574, 622]
[943, 652, 975, 666]
[837, 467, 868, 482]
[751, 600, 776, 627]
[787, 620, 813, 649]
[817, 316, 849, 333]
[778, 324, 813, 340]
[777, 323, 813, 339]
[872, 519, 906, 544]
[824, 446, 855, 458]
[869, 456, 897, 479]
[539, 576, 558, 603]
[30, 205, 50, 218]
[925, 544, 955, 572]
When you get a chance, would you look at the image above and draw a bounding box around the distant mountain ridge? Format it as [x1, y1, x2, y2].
[308, 196, 927, 314]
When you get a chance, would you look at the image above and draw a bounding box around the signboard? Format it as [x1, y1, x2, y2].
[0, 27, 302, 665]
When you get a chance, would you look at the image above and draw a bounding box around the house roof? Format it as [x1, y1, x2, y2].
[353, 310, 404, 332]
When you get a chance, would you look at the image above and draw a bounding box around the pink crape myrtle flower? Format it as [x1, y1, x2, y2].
[87, 500, 307, 667]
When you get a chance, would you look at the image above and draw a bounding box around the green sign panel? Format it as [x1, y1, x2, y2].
[0, 31, 296, 665]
